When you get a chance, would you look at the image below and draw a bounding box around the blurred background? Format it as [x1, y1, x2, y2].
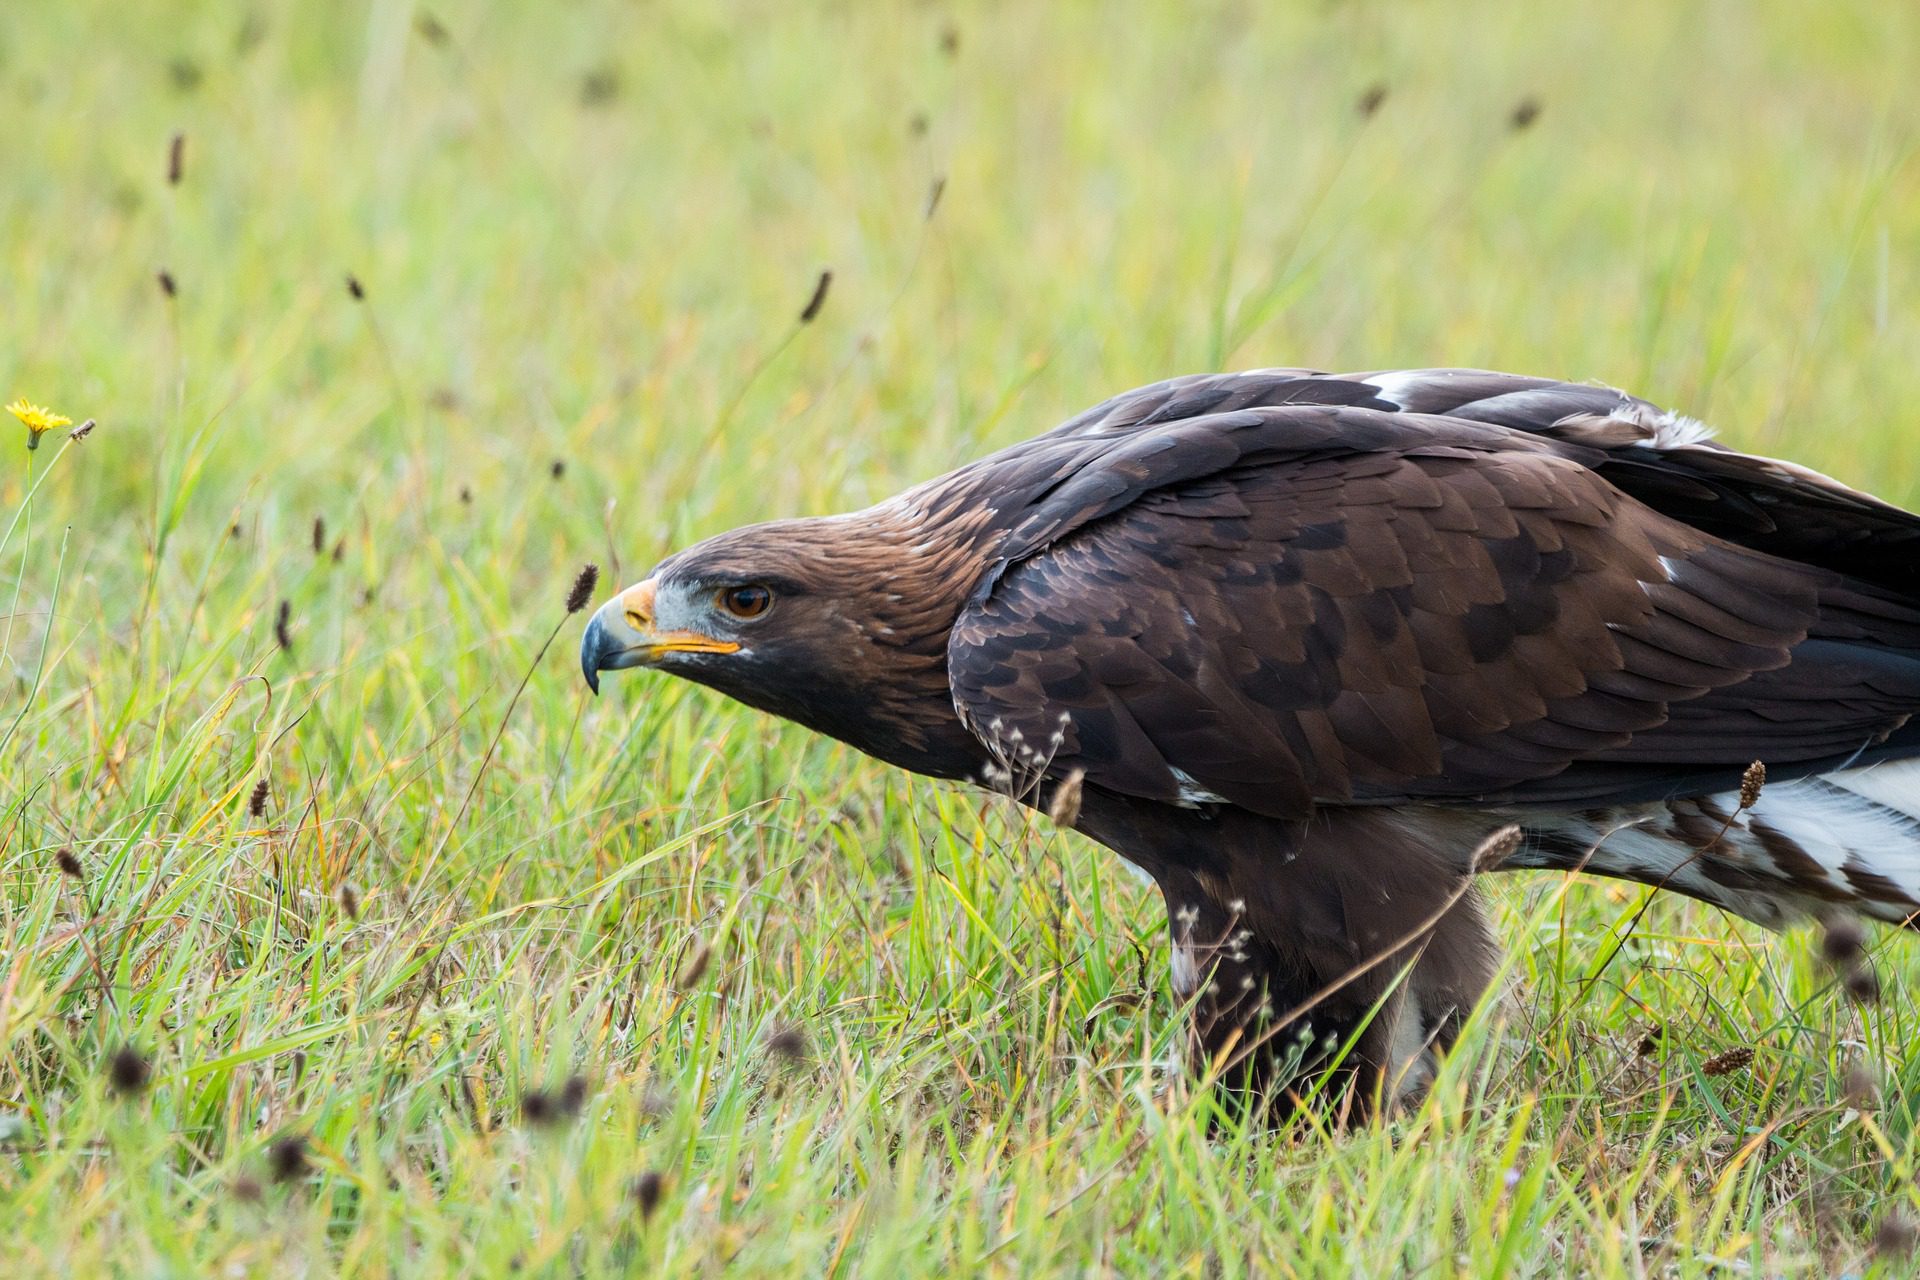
[3, 2, 1918, 1273]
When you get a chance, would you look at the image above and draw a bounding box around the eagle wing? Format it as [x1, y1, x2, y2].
[1032, 368, 1920, 593]
[947, 403, 1920, 817]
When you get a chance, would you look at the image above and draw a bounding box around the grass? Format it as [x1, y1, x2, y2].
[2, 0, 1919, 1274]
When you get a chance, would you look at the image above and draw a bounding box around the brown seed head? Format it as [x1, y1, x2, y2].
[1821, 917, 1866, 965]
[311, 516, 326, 554]
[549, 458, 566, 479]
[107, 1044, 153, 1096]
[1738, 760, 1766, 809]
[1047, 769, 1085, 830]
[339, 882, 360, 920]
[1700, 1046, 1754, 1077]
[1471, 824, 1524, 873]
[925, 176, 946, 220]
[565, 563, 600, 614]
[1844, 964, 1881, 1005]
[1842, 1062, 1881, 1108]
[798, 270, 832, 324]
[1636, 1023, 1664, 1057]
[765, 1022, 809, 1065]
[1510, 97, 1542, 130]
[631, 1170, 666, 1221]
[415, 11, 449, 44]
[167, 131, 185, 185]
[345, 274, 365, 302]
[1356, 82, 1388, 118]
[274, 599, 293, 652]
[1875, 1213, 1918, 1259]
[676, 941, 712, 989]
[248, 778, 269, 817]
[268, 1135, 309, 1183]
[157, 269, 177, 298]
[559, 1075, 588, 1115]
[520, 1089, 558, 1128]
[231, 1174, 264, 1203]
[55, 847, 84, 879]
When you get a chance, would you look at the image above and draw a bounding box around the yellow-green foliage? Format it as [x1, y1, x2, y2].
[2, 2, 1918, 1275]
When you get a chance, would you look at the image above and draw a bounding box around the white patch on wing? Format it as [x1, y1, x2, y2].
[1358, 369, 1438, 411]
[1524, 765, 1920, 926]
[1551, 397, 1718, 451]
[1168, 767, 1228, 807]
[1612, 397, 1718, 449]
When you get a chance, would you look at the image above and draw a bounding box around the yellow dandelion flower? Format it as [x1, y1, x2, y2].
[6, 399, 72, 451]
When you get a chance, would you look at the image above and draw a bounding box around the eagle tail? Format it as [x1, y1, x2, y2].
[1519, 758, 1920, 928]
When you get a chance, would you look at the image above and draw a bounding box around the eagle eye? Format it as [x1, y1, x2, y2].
[717, 584, 773, 620]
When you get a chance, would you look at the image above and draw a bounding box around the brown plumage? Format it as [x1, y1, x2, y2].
[583, 368, 1920, 1115]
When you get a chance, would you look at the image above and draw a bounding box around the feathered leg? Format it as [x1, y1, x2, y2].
[1076, 794, 1498, 1120]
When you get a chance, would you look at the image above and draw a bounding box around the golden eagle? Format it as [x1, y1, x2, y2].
[582, 368, 1920, 1112]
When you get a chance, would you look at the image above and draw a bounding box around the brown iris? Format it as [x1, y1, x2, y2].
[718, 584, 773, 619]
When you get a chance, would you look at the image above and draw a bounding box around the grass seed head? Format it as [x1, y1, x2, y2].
[55, 847, 84, 879]
[414, 11, 449, 44]
[1357, 82, 1389, 118]
[580, 66, 621, 107]
[676, 941, 712, 988]
[565, 563, 600, 614]
[1843, 964, 1881, 1004]
[248, 778, 269, 817]
[765, 1022, 809, 1066]
[798, 269, 832, 323]
[1700, 1046, 1754, 1077]
[1510, 97, 1542, 130]
[345, 274, 365, 301]
[1821, 917, 1866, 965]
[232, 1174, 263, 1203]
[1636, 1023, 1664, 1057]
[311, 515, 326, 554]
[517, 1080, 588, 1128]
[156, 269, 177, 298]
[107, 1045, 152, 1096]
[1471, 824, 1523, 873]
[1047, 768, 1085, 830]
[167, 131, 185, 185]
[1875, 1213, 1918, 1259]
[274, 599, 293, 652]
[631, 1170, 666, 1221]
[549, 458, 565, 479]
[268, 1135, 309, 1183]
[1843, 1062, 1881, 1108]
[339, 882, 359, 920]
[1738, 759, 1766, 809]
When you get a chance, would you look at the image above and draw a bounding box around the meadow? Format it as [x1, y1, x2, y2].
[3, 1, 1919, 1274]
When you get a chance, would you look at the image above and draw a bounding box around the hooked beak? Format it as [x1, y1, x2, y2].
[579, 577, 740, 695]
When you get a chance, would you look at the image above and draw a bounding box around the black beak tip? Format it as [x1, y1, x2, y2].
[580, 614, 604, 696]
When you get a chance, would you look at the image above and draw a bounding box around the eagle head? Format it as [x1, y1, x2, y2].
[578, 510, 991, 778]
